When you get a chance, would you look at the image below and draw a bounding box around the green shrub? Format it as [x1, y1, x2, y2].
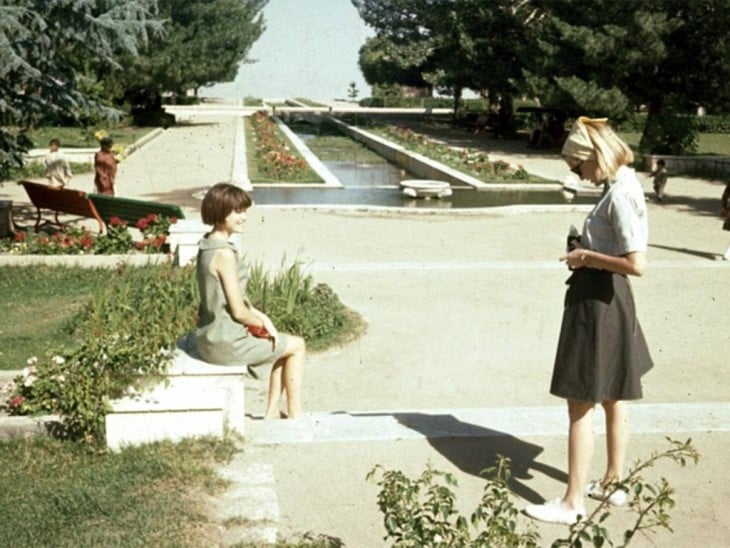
[5, 264, 198, 444]
[368, 458, 538, 547]
[370, 438, 699, 548]
[247, 259, 365, 352]
[3, 260, 363, 444]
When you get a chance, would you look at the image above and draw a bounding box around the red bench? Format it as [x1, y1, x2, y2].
[18, 180, 105, 233]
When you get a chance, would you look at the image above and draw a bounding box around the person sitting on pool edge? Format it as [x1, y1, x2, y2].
[195, 182, 307, 419]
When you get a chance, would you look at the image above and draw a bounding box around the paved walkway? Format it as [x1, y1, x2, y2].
[2, 105, 728, 545]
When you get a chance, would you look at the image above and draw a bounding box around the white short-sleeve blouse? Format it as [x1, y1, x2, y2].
[582, 165, 648, 256]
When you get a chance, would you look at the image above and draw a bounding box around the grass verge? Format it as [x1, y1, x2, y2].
[0, 436, 236, 547]
[8, 161, 93, 180]
[618, 132, 730, 156]
[0, 266, 109, 370]
[14, 125, 145, 149]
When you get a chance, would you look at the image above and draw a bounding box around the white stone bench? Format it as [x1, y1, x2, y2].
[105, 338, 246, 450]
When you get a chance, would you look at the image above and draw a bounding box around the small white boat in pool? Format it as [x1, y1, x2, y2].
[400, 179, 453, 199]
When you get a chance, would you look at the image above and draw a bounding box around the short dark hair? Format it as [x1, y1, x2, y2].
[49, 138, 60, 147]
[201, 183, 253, 226]
[656, 159, 666, 167]
[100, 137, 113, 148]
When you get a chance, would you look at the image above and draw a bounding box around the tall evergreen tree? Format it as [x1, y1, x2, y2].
[526, 0, 730, 152]
[108, 0, 267, 103]
[0, 0, 162, 179]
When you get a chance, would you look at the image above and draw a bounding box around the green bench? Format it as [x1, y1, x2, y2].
[88, 194, 186, 226]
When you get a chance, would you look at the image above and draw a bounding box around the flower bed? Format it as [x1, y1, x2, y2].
[0, 214, 177, 255]
[376, 125, 535, 182]
[246, 111, 321, 183]
[340, 118, 545, 184]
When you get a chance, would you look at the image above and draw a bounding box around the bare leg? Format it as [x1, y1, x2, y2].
[262, 335, 306, 420]
[263, 359, 285, 420]
[282, 336, 306, 419]
[602, 399, 629, 483]
[562, 400, 595, 510]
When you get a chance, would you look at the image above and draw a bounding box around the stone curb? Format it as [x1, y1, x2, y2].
[0, 253, 173, 268]
[0, 414, 60, 440]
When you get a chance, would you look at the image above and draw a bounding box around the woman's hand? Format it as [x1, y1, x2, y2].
[258, 313, 279, 349]
[561, 248, 588, 270]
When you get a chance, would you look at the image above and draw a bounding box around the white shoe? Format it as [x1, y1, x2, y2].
[586, 480, 628, 506]
[525, 498, 585, 524]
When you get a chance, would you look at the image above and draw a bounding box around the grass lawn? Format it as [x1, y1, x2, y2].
[0, 266, 109, 370]
[618, 132, 730, 156]
[244, 117, 322, 184]
[18, 125, 148, 149]
[8, 161, 93, 181]
[0, 436, 235, 547]
[304, 134, 387, 164]
[243, 96, 263, 107]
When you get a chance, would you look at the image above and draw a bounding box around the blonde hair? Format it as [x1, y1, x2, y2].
[564, 117, 633, 180]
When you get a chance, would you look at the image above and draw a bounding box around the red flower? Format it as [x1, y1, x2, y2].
[170, 217, 178, 224]
[153, 235, 166, 248]
[134, 241, 146, 250]
[136, 218, 149, 230]
[9, 395, 24, 409]
[146, 213, 158, 222]
[13, 231, 26, 242]
[109, 216, 124, 227]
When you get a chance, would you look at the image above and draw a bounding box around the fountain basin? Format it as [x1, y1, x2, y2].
[400, 179, 453, 199]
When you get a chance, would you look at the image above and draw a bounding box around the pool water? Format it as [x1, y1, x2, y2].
[248, 127, 596, 209]
[251, 185, 595, 209]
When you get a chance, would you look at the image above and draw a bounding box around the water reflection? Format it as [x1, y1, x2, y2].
[249, 187, 595, 209]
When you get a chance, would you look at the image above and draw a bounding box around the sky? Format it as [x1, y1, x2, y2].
[202, 0, 374, 101]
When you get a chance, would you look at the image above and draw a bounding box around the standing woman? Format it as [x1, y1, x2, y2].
[94, 137, 117, 195]
[195, 183, 307, 419]
[526, 117, 654, 524]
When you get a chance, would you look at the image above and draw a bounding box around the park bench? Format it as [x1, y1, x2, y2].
[18, 180, 105, 233]
[88, 193, 185, 226]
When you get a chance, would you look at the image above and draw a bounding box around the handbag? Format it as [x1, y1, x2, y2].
[247, 324, 273, 339]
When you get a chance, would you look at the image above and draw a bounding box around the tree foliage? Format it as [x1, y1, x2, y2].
[108, 0, 267, 101]
[353, 0, 537, 114]
[0, 0, 162, 179]
[524, 0, 730, 151]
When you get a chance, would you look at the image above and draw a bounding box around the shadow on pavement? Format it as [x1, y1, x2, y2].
[372, 412, 566, 504]
[649, 243, 721, 260]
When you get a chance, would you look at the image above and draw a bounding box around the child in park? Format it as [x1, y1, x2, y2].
[649, 159, 668, 201]
[44, 138, 72, 186]
[195, 183, 307, 419]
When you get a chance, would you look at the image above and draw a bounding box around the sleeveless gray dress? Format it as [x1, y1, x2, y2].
[194, 237, 289, 367]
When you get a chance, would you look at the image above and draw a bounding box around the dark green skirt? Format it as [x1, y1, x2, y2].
[550, 268, 653, 403]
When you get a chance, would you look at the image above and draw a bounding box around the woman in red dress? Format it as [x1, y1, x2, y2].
[94, 137, 117, 195]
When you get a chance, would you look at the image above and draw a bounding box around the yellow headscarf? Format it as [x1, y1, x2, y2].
[561, 116, 608, 160]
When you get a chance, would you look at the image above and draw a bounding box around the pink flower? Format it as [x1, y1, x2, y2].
[109, 216, 125, 227]
[9, 395, 24, 409]
[136, 218, 149, 230]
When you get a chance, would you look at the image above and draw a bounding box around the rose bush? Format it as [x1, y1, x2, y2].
[0, 215, 177, 255]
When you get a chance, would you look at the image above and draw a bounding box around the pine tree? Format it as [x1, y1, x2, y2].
[0, 0, 162, 179]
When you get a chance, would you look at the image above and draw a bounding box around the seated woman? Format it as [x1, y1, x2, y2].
[195, 183, 306, 419]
